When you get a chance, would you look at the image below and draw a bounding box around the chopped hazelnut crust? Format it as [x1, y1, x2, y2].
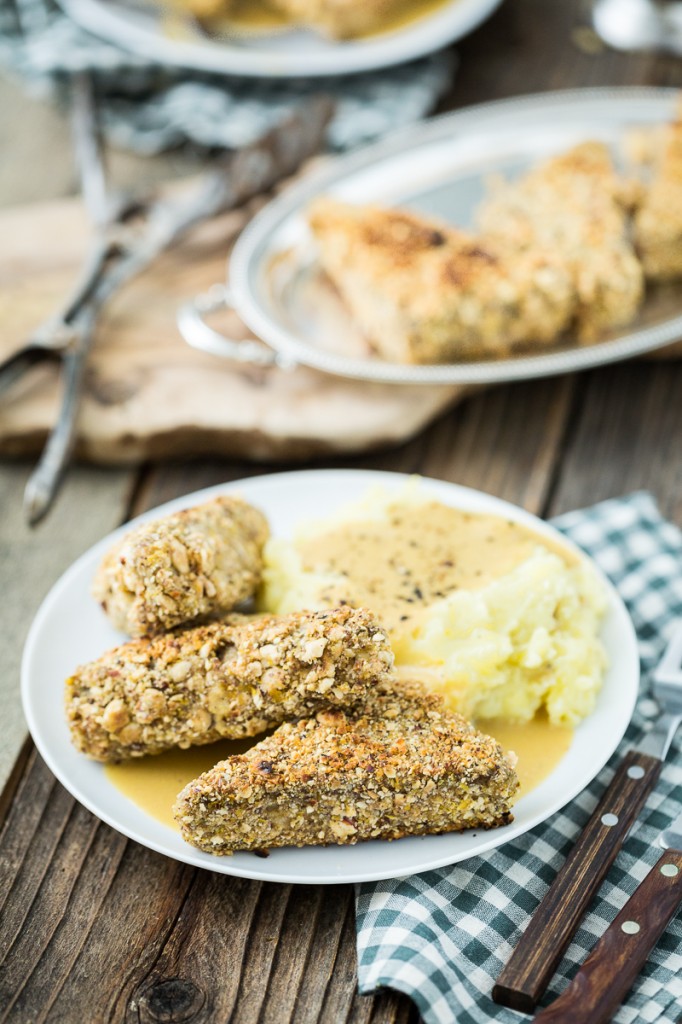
[173, 680, 519, 854]
[65, 607, 394, 762]
[478, 141, 644, 342]
[309, 198, 574, 364]
[92, 496, 269, 638]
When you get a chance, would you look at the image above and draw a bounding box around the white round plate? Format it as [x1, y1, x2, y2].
[22, 470, 639, 884]
[56, 0, 502, 77]
[210, 87, 682, 385]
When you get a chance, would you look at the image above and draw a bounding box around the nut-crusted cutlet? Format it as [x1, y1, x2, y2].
[634, 114, 682, 280]
[309, 197, 573, 364]
[65, 607, 394, 762]
[173, 680, 519, 854]
[477, 141, 644, 341]
[93, 495, 269, 638]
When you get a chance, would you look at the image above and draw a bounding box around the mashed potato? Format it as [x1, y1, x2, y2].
[260, 485, 608, 727]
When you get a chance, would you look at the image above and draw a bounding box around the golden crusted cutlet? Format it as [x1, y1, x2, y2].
[271, 0, 396, 37]
[478, 142, 644, 341]
[173, 680, 519, 854]
[176, 0, 233, 18]
[309, 198, 573, 364]
[66, 607, 394, 762]
[93, 496, 269, 638]
[634, 114, 682, 280]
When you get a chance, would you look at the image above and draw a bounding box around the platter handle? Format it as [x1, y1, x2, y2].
[177, 284, 297, 370]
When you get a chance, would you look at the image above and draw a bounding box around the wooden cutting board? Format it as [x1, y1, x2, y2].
[1, 195, 680, 465]
[0, 196, 462, 464]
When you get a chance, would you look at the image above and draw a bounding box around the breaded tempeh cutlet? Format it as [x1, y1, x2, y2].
[309, 198, 574, 364]
[66, 607, 394, 762]
[634, 113, 682, 280]
[271, 0, 397, 37]
[173, 681, 519, 854]
[93, 496, 269, 638]
[478, 141, 644, 341]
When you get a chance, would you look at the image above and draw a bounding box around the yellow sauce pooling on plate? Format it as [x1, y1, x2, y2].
[105, 738, 254, 830]
[105, 714, 572, 828]
[484, 714, 573, 798]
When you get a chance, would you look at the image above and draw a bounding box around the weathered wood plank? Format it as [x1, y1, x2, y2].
[3, 810, 124, 1024]
[0, 462, 134, 792]
[0, 753, 201, 1024]
[52, 841, 196, 1024]
[547, 361, 682, 523]
[412, 378, 575, 514]
[0, 76, 203, 209]
[452, 0, 682, 108]
[130, 871, 263, 1024]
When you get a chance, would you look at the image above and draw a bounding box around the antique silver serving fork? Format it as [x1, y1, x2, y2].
[0, 73, 331, 525]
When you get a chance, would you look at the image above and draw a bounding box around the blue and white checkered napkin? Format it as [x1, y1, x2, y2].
[356, 492, 682, 1024]
[0, 0, 454, 153]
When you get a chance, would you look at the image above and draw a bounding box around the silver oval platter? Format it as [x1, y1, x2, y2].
[56, 0, 502, 77]
[187, 88, 682, 386]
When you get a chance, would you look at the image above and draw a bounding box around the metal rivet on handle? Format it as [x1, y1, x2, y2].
[661, 864, 679, 877]
[601, 813, 619, 827]
[621, 921, 640, 935]
[627, 766, 645, 779]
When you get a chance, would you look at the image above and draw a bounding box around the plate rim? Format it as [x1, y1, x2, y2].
[55, 0, 502, 77]
[226, 86, 682, 386]
[21, 468, 640, 884]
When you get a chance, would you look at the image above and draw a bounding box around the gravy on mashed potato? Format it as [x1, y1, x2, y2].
[261, 486, 607, 728]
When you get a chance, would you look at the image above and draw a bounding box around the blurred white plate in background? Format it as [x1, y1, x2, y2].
[56, 0, 503, 76]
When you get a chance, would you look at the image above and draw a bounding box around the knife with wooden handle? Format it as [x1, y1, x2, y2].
[493, 627, 682, 1014]
[533, 814, 682, 1024]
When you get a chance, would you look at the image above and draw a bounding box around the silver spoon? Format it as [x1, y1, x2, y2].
[592, 0, 682, 54]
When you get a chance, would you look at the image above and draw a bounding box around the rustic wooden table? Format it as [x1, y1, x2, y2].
[2, 2, 682, 1021]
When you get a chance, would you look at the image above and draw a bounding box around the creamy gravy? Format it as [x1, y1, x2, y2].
[105, 737, 253, 829]
[105, 715, 572, 828]
[296, 503, 573, 633]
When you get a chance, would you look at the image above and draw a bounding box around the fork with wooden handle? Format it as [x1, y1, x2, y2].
[492, 626, 682, 1014]
[533, 818, 682, 1023]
